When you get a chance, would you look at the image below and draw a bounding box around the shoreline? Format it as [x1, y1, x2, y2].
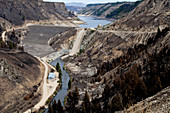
[3, 19, 85, 32]
[76, 14, 115, 21]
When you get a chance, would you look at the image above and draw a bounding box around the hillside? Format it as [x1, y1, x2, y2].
[77, 1, 141, 19]
[107, 0, 170, 31]
[0, 17, 12, 30]
[0, 0, 79, 26]
[49, 28, 78, 51]
[0, 50, 44, 112]
[46, 0, 170, 112]
[118, 86, 170, 113]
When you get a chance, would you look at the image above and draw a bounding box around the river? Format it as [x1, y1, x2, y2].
[50, 58, 70, 106]
[43, 57, 70, 113]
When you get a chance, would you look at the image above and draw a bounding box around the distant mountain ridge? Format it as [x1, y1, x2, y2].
[66, 2, 86, 12]
[66, 2, 86, 7]
[77, 1, 141, 19]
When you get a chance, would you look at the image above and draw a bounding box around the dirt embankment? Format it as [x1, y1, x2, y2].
[0, 50, 44, 113]
[23, 25, 74, 58]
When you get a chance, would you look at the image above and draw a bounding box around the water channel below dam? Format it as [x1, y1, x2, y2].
[22, 16, 112, 112]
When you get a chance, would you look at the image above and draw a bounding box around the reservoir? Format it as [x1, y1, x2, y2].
[78, 15, 112, 28]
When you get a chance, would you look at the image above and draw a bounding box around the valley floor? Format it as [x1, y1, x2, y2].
[25, 58, 59, 112]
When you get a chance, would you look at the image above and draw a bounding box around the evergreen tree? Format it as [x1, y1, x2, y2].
[52, 100, 57, 112]
[109, 92, 123, 112]
[68, 79, 71, 89]
[103, 84, 110, 112]
[66, 91, 73, 112]
[57, 100, 63, 113]
[83, 91, 90, 113]
[56, 62, 60, 71]
[66, 87, 79, 113]
[49, 103, 55, 113]
[73, 86, 79, 106]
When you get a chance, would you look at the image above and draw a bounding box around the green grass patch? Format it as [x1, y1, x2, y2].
[64, 96, 68, 106]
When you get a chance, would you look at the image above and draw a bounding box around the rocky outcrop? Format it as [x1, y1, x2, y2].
[0, 0, 79, 26]
[0, 17, 12, 31]
[0, 50, 44, 112]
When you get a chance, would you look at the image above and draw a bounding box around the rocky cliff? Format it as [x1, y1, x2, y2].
[0, 0, 79, 26]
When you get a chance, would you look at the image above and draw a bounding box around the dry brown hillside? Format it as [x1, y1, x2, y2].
[0, 50, 44, 112]
[77, 1, 140, 19]
[0, 0, 79, 26]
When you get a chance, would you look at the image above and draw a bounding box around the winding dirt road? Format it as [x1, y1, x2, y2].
[1, 31, 6, 42]
[24, 58, 59, 113]
[1, 24, 31, 42]
[1, 23, 36, 42]
[32, 58, 49, 110]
